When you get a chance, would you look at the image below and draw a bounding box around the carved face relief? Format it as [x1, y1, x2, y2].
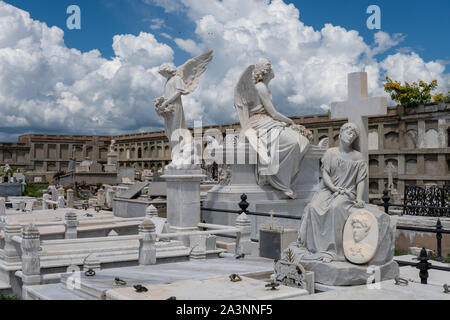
[343, 210, 378, 265]
[352, 221, 369, 242]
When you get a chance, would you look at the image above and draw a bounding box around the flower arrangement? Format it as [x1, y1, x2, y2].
[433, 91, 450, 103]
[154, 96, 175, 117]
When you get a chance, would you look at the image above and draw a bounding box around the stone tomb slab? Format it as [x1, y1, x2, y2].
[106, 275, 308, 300]
[117, 182, 149, 199]
[25, 255, 276, 300]
[395, 255, 450, 286]
[296, 259, 399, 286]
[295, 280, 450, 300]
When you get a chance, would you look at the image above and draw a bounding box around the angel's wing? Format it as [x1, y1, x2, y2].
[176, 49, 213, 93]
[234, 65, 259, 131]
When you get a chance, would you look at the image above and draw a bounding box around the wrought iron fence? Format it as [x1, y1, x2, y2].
[403, 185, 450, 217]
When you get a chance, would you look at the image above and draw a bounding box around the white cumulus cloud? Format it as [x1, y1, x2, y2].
[0, 0, 448, 141]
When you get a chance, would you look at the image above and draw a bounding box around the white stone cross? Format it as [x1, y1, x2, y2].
[331, 72, 387, 201]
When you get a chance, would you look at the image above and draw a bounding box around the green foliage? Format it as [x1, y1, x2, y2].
[384, 76, 438, 107]
[430, 254, 450, 263]
[77, 192, 86, 200]
[0, 166, 18, 177]
[394, 248, 408, 256]
[433, 91, 450, 103]
[23, 183, 47, 198]
[0, 293, 19, 300]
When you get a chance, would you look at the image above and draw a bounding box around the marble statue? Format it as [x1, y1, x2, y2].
[109, 140, 116, 153]
[276, 122, 398, 286]
[155, 50, 213, 169]
[297, 122, 367, 262]
[234, 59, 311, 198]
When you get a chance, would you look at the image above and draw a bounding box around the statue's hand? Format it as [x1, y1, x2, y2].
[353, 199, 365, 208]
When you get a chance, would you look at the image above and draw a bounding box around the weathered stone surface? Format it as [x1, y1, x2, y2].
[117, 182, 149, 199]
[296, 259, 399, 286]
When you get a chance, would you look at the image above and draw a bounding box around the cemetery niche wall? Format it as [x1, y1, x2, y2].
[0, 103, 448, 195]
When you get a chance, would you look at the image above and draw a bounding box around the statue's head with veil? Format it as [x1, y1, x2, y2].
[158, 63, 177, 79]
[252, 58, 275, 84]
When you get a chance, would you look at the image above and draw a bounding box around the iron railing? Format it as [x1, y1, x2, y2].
[202, 192, 450, 285]
[403, 185, 450, 217]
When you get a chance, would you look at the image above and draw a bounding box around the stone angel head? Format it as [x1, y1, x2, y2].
[339, 122, 360, 149]
[252, 58, 275, 84]
[158, 63, 177, 79]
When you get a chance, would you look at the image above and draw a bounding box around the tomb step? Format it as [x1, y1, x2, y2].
[0, 279, 12, 296]
[24, 283, 97, 300]
[0, 280, 11, 290]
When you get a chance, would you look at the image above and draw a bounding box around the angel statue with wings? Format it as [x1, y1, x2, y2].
[155, 50, 213, 169]
[235, 58, 311, 199]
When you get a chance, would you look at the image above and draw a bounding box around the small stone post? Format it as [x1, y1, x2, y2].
[106, 188, 115, 208]
[145, 205, 158, 219]
[64, 211, 78, 239]
[138, 218, 157, 265]
[0, 198, 6, 216]
[58, 196, 65, 208]
[3, 222, 22, 263]
[83, 254, 101, 272]
[66, 189, 74, 208]
[189, 235, 207, 260]
[21, 224, 41, 299]
[235, 194, 253, 256]
[97, 188, 105, 207]
[42, 194, 50, 210]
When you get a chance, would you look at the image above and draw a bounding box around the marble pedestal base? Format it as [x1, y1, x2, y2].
[297, 259, 399, 286]
[203, 146, 325, 239]
[162, 168, 205, 245]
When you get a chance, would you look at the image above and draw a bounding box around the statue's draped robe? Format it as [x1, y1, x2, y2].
[163, 75, 188, 149]
[297, 147, 395, 264]
[245, 94, 310, 196]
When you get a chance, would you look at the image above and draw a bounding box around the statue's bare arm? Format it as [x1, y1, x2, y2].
[322, 170, 339, 193]
[255, 82, 294, 125]
[162, 91, 183, 106]
[354, 179, 365, 207]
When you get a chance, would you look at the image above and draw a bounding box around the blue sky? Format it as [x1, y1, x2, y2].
[6, 0, 449, 69]
[0, 0, 449, 141]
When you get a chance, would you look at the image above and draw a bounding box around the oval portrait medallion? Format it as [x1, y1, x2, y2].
[343, 210, 379, 264]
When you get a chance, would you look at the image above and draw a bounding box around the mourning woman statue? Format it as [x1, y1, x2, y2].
[234, 59, 311, 198]
[293, 122, 396, 266]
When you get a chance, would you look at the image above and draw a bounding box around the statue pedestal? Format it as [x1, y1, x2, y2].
[203, 144, 326, 239]
[105, 152, 118, 173]
[162, 168, 205, 245]
[294, 259, 399, 287]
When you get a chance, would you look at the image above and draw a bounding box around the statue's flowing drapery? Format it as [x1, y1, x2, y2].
[163, 75, 188, 149]
[246, 103, 310, 195]
[297, 148, 395, 264]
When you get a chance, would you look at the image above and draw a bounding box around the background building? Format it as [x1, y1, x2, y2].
[1, 102, 449, 198]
